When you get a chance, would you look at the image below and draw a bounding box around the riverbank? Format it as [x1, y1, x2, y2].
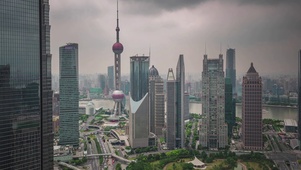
[191, 100, 297, 109]
[236, 103, 297, 109]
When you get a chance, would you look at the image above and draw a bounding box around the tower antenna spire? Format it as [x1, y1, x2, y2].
[205, 42, 207, 55]
[116, 0, 120, 42]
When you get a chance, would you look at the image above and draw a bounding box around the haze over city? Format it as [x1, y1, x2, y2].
[50, 0, 301, 76]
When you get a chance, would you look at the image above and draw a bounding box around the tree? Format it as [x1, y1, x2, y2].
[181, 163, 194, 170]
[116, 163, 122, 170]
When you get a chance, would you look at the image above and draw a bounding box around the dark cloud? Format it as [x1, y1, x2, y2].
[122, 0, 207, 15]
[49, 0, 301, 76]
[234, 0, 301, 6]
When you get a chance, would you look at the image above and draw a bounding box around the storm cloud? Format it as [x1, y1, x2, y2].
[50, 0, 301, 77]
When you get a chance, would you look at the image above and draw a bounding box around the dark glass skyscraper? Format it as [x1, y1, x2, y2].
[175, 55, 185, 148]
[59, 43, 79, 147]
[0, 1, 53, 169]
[225, 78, 236, 137]
[226, 48, 236, 94]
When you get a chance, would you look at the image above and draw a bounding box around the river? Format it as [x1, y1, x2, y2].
[80, 99, 298, 121]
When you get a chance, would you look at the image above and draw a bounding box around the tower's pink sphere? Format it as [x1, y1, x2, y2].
[112, 90, 124, 102]
[112, 42, 124, 54]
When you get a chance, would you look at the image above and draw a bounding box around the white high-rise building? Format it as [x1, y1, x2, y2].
[149, 65, 164, 136]
[199, 54, 228, 149]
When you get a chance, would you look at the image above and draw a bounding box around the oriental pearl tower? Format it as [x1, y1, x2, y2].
[110, 0, 124, 121]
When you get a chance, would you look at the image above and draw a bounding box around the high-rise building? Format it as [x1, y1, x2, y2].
[166, 68, 177, 149]
[299, 50, 301, 146]
[98, 74, 106, 90]
[107, 66, 114, 90]
[226, 48, 236, 94]
[129, 56, 150, 148]
[59, 43, 79, 147]
[149, 65, 164, 136]
[199, 54, 228, 149]
[242, 63, 263, 150]
[166, 55, 186, 149]
[175, 55, 186, 148]
[110, 1, 125, 120]
[0, 1, 53, 169]
[225, 78, 236, 137]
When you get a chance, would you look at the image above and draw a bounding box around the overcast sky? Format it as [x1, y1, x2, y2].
[50, 0, 301, 77]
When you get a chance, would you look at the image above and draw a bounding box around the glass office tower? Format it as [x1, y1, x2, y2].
[0, 1, 53, 169]
[59, 43, 79, 147]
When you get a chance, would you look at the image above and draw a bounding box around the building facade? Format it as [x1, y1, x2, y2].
[242, 63, 263, 150]
[200, 54, 228, 149]
[166, 68, 177, 149]
[226, 48, 236, 94]
[225, 78, 236, 137]
[0, 1, 53, 169]
[108, 66, 114, 90]
[166, 55, 186, 149]
[59, 43, 79, 147]
[184, 92, 190, 120]
[175, 55, 185, 148]
[149, 65, 164, 136]
[298, 49, 301, 143]
[129, 56, 150, 148]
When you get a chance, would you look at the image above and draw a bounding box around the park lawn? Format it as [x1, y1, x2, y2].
[150, 160, 160, 167]
[242, 161, 263, 170]
[163, 158, 193, 170]
[165, 162, 182, 170]
[206, 159, 224, 170]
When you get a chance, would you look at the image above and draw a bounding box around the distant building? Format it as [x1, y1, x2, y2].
[166, 55, 186, 149]
[108, 66, 114, 90]
[199, 54, 228, 149]
[284, 119, 298, 133]
[59, 43, 79, 147]
[53, 92, 60, 116]
[98, 74, 106, 91]
[226, 48, 236, 94]
[86, 102, 95, 115]
[121, 80, 130, 95]
[242, 63, 263, 150]
[129, 56, 150, 148]
[149, 65, 165, 137]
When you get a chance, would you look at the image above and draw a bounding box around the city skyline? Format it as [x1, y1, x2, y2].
[50, 0, 301, 76]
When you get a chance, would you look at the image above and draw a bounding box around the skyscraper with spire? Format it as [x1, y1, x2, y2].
[242, 63, 263, 150]
[166, 55, 186, 149]
[110, 0, 125, 121]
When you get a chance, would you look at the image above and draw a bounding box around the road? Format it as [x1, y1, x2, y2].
[265, 147, 301, 170]
[90, 139, 100, 170]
